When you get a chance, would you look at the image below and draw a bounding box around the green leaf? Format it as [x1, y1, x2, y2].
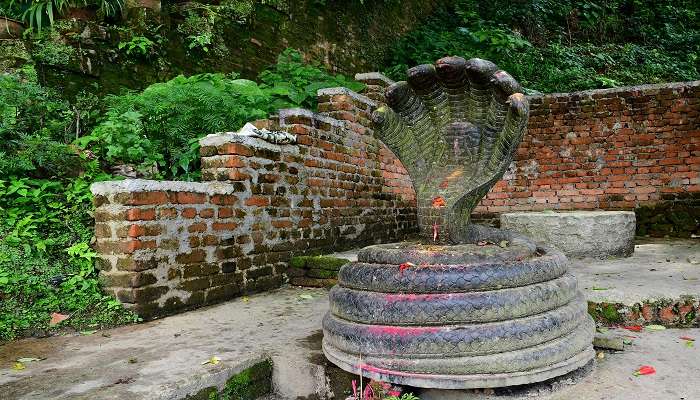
[646, 325, 667, 331]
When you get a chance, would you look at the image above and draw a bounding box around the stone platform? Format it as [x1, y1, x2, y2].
[500, 211, 636, 258]
[0, 239, 698, 399]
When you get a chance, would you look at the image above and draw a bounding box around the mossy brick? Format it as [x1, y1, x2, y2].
[286, 267, 306, 278]
[305, 256, 349, 271]
[246, 266, 273, 279]
[306, 268, 338, 279]
[99, 272, 157, 288]
[183, 263, 220, 279]
[220, 360, 273, 400]
[179, 277, 212, 292]
[205, 283, 241, 304]
[185, 386, 218, 400]
[289, 256, 309, 269]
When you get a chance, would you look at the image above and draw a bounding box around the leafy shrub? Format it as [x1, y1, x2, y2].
[7, 0, 123, 30]
[0, 68, 85, 177]
[82, 49, 364, 179]
[0, 69, 137, 342]
[0, 171, 139, 342]
[384, 0, 699, 93]
[0, 48, 364, 340]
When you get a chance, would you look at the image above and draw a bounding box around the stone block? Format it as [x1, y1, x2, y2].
[501, 211, 636, 258]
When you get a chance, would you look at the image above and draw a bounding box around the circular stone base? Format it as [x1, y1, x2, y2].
[323, 236, 595, 390]
[323, 343, 595, 389]
[417, 359, 595, 399]
[500, 211, 635, 259]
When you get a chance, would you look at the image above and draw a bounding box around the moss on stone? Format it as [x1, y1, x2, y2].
[290, 255, 349, 271]
[308, 256, 349, 271]
[306, 268, 338, 279]
[600, 303, 622, 323]
[683, 308, 696, 325]
[288, 256, 307, 269]
[185, 386, 218, 400]
[220, 359, 273, 400]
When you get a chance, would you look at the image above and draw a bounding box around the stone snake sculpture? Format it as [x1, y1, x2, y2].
[372, 56, 529, 243]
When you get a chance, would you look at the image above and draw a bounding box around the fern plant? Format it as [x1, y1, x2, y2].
[9, 0, 123, 30]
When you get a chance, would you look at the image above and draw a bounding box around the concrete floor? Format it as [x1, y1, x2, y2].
[1, 239, 699, 400]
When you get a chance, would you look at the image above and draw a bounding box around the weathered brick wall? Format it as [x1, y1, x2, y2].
[92, 79, 700, 317]
[473, 81, 700, 234]
[91, 88, 416, 318]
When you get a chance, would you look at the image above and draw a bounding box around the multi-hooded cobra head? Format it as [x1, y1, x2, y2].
[373, 56, 529, 244]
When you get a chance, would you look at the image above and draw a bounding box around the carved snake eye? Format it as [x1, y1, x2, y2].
[372, 57, 529, 243]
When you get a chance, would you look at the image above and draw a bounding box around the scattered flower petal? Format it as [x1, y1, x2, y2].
[680, 336, 695, 341]
[623, 325, 642, 332]
[201, 356, 221, 365]
[242, 296, 250, 303]
[634, 365, 656, 376]
[16, 358, 42, 363]
[431, 196, 446, 208]
[399, 262, 415, 273]
[12, 362, 25, 371]
[49, 312, 69, 326]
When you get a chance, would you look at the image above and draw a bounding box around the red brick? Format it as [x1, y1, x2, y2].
[181, 208, 197, 218]
[125, 191, 168, 205]
[219, 143, 253, 156]
[245, 196, 269, 207]
[212, 222, 238, 231]
[174, 192, 206, 204]
[126, 208, 156, 221]
[199, 208, 215, 218]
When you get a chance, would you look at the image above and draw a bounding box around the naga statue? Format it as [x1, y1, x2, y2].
[322, 57, 595, 389]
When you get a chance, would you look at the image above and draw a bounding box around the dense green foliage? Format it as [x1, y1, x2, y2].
[0, 50, 361, 341]
[0, 68, 138, 341]
[80, 49, 363, 180]
[384, 0, 699, 93]
[2, 0, 122, 30]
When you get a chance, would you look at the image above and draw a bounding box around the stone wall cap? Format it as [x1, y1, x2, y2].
[277, 108, 345, 128]
[199, 132, 298, 154]
[91, 179, 238, 195]
[354, 72, 395, 86]
[502, 210, 636, 217]
[316, 87, 377, 108]
[528, 80, 700, 101]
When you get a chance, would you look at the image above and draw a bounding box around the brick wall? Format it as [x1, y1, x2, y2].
[472, 81, 700, 234]
[91, 88, 416, 318]
[92, 79, 700, 318]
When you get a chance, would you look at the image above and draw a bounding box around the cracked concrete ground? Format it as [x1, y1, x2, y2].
[572, 238, 699, 305]
[1, 239, 698, 399]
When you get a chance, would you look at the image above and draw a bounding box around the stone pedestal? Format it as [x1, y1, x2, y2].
[501, 211, 636, 259]
[322, 240, 595, 389]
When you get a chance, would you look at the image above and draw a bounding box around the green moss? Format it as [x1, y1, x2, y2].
[601, 303, 622, 323]
[185, 386, 219, 400]
[289, 255, 349, 271]
[305, 256, 350, 271]
[220, 360, 273, 400]
[683, 309, 696, 325]
[306, 268, 338, 279]
[288, 256, 307, 269]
